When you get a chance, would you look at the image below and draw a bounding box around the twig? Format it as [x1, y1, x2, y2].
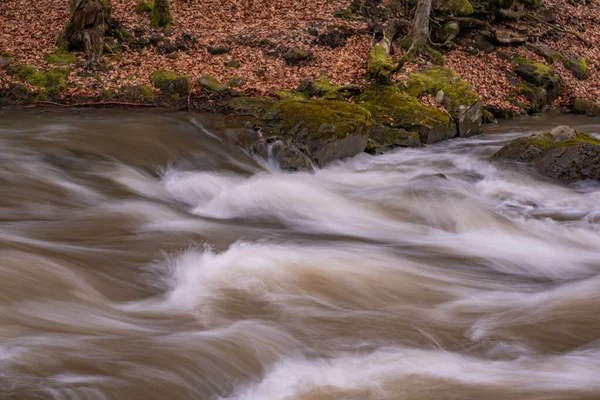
[35, 100, 157, 107]
[524, 13, 590, 46]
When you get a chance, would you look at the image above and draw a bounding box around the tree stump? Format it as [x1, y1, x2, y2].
[58, 0, 106, 65]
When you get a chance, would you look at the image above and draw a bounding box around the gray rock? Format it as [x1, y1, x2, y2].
[367, 124, 420, 154]
[270, 141, 313, 171]
[495, 126, 600, 182]
[572, 98, 600, 116]
[0, 56, 12, 70]
[207, 46, 230, 55]
[455, 100, 483, 138]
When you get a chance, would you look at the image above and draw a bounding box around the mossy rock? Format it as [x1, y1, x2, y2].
[356, 83, 456, 144]
[514, 57, 563, 110]
[225, 96, 277, 115]
[257, 99, 371, 166]
[562, 57, 589, 80]
[333, 8, 353, 20]
[283, 47, 312, 64]
[296, 74, 348, 101]
[368, 45, 396, 80]
[278, 90, 308, 100]
[198, 75, 228, 93]
[134, 1, 153, 12]
[495, 126, 600, 182]
[225, 59, 241, 68]
[227, 77, 245, 88]
[435, 21, 460, 43]
[440, 0, 474, 15]
[45, 50, 78, 66]
[150, 70, 190, 96]
[139, 84, 155, 100]
[366, 124, 421, 154]
[7, 64, 69, 96]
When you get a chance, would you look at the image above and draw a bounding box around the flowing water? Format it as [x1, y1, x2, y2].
[1, 108, 599, 400]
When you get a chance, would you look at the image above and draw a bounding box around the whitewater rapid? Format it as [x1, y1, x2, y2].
[0, 109, 599, 400]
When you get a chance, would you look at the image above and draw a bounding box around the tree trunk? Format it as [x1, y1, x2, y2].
[408, 0, 433, 53]
[151, 0, 172, 28]
[58, 0, 106, 64]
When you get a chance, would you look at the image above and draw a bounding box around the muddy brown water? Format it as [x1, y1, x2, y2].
[0, 108, 599, 400]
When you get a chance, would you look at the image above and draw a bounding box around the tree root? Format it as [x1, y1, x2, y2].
[524, 13, 591, 46]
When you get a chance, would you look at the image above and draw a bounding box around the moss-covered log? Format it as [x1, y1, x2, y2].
[151, 0, 172, 28]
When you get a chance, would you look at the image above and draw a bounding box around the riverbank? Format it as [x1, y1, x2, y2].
[1, 0, 599, 116]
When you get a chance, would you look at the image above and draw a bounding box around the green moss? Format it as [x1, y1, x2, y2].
[260, 99, 371, 140]
[226, 96, 276, 114]
[527, 133, 554, 149]
[150, 0, 172, 28]
[225, 59, 241, 68]
[368, 45, 396, 80]
[1, 52, 11, 57]
[299, 74, 347, 100]
[442, 0, 474, 15]
[134, 1, 153, 13]
[333, 8, 354, 20]
[197, 74, 227, 92]
[101, 89, 115, 98]
[356, 83, 451, 131]
[278, 90, 308, 100]
[150, 70, 189, 95]
[139, 84, 154, 100]
[520, 0, 541, 7]
[403, 67, 479, 112]
[227, 77, 245, 88]
[514, 57, 554, 77]
[527, 130, 600, 149]
[482, 108, 495, 123]
[563, 57, 589, 80]
[556, 130, 600, 147]
[8, 64, 69, 95]
[365, 138, 377, 154]
[100, 0, 111, 13]
[45, 50, 78, 66]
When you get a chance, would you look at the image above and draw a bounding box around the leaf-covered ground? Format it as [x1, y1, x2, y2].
[0, 0, 598, 111]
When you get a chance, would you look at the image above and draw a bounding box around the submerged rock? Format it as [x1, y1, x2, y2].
[495, 125, 600, 182]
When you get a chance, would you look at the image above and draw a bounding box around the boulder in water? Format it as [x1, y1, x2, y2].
[495, 125, 600, 183]
[257, 99, 371, 167]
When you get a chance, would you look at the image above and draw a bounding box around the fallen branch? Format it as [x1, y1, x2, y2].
[35, 100, 157, 107]
[524, 13, 590, 46]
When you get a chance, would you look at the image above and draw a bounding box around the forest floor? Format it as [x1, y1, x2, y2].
[0, 0, 598, 112]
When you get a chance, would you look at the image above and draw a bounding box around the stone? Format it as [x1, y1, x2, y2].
[270, 141, 313, 171]
[0, 56, 11, 70]
[283, 47, 312, 64]
[256, 99, 371, 167]
[366, 124, 421, 154]
[572, 98, 600, 116]
[514, 57, 563, 109]
[357, 83, 456, 145]
[207, 46, 230, 55]
[150, 70, 190, 96]
[403, 67, 482, 138]
[495, 126, 600, 183]
[198, 74, 228, 93]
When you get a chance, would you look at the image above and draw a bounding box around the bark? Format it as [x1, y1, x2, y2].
[58, 0, 106, 64]
[408, 0, 433, 53]
[151, 0, 173, 28]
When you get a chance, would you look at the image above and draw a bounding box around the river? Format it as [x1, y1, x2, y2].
[1, 108, 599, 400]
